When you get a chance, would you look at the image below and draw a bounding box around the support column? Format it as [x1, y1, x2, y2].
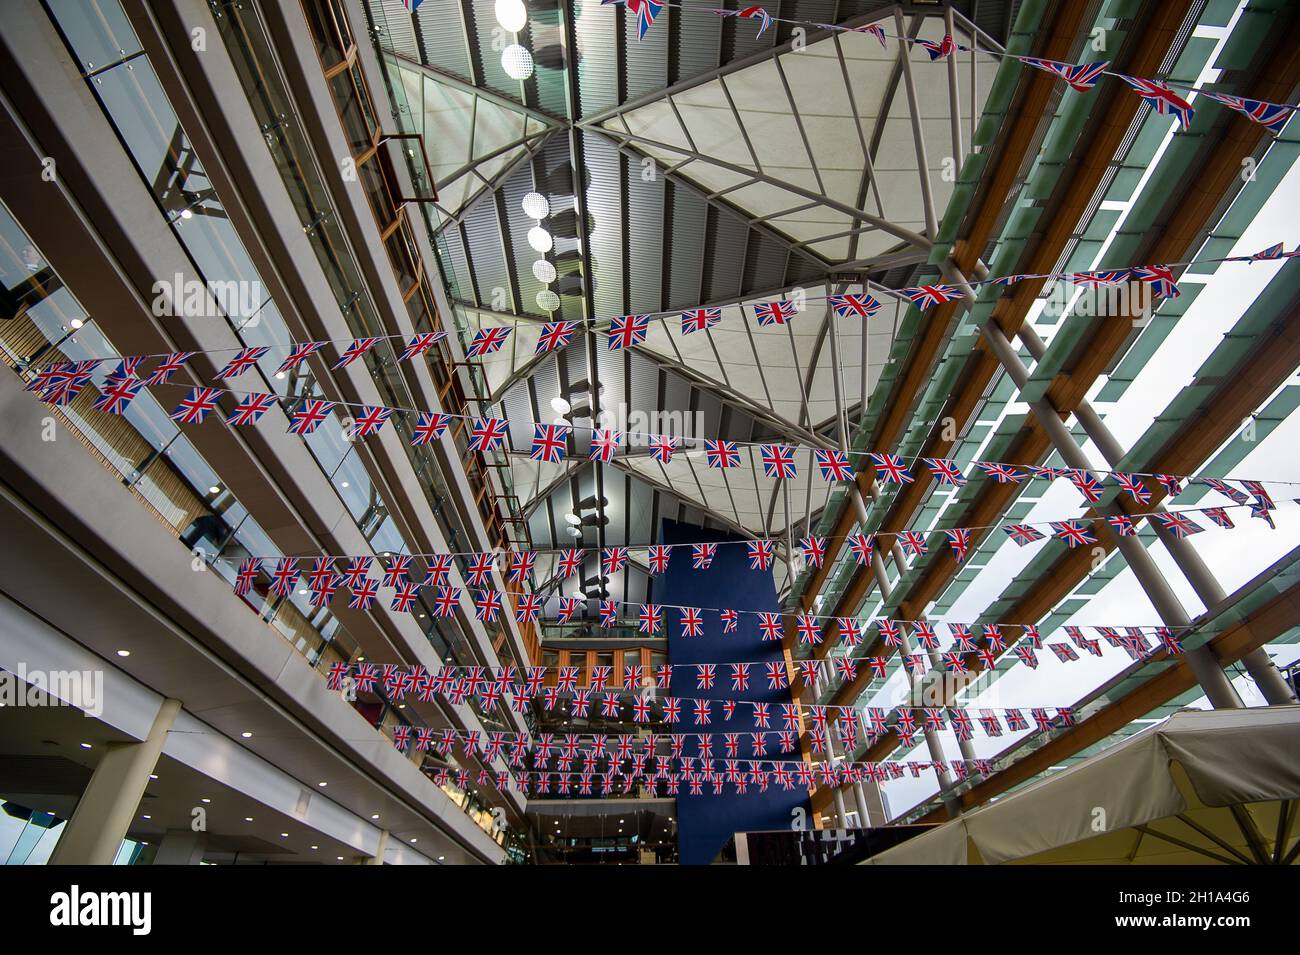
[153, 827, 206, 865]
[979, 322, 1243, 708]
[362, 828, 389, 865]
[50, 698, 182, 865]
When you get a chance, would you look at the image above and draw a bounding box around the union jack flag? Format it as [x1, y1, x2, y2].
[1130, 264, 1180, 299]
[348, 577, 379, 610]
[1068, 469, 1105, 503]
[1072, 269, 1132, 286]
[752, 300, 797, 327]
[535, 321, 579, 353]
[717, 5, 772, 38]
[695, 664, 716, 690]
[976, 462, 1027, 484]
[838, 617, 864, 647]
[853, 22, 887, 46]
[421, 554, 453, 588]
[1153, 511, 1203, 538]
[274, 342, 324, 376]
[216, 346, 268, 379]
[557, 596, 581, 622]
[332, 337, 380, 369]
[1157, 627, 1183, 654]
[944, 528, 973, 563]
[465, 552, 496, 587]
[876, 618, 902, 647]
[648, 434, 677, 463]
[1112, 472, 1151, 504]
[1118, 75, 1194, 130]
[269, 558, 300, 596]
[607, 314, 649, 350]
[827, 292, 882, 318]
[691, 543, 717, 569]
[530, 423, 570, 463]
[105, 357, 144, 384]
[508, 551, 535, 583]
[432, 587, 460, 618]
[397, 331, 445, 362]
[897, 530, 928, 558]
[468, 417, 509, 452]
[912, 620, 939, 649]
[474, 589, 502, 622]
[92, 376, 145, 415]
[1018, 56, 1109, 92]
[720, 608, 739, 633]
[348, 405, 392, 438]
[758, 613, 783, 643]
[410, 411, 449, 446]
[867, 452, 913, 485]
[603, 0, 663, 41]
[390, 581, 421, 613]
[647, 544, 671, 575]
[602, 546, 628, 575]
[814, 448, 853, 481]
[1050, 519, 1097, 548]
[589, 428, 621, 462]
[169, 387, 223, 424]
[680, 307, 722, 335]
[287, 398, 335, 435]
[632, 694, 654, 723]
[846, 533, 873, 567]
[638, 603, 662, 634]
[704, 438, 740, 469]
[747, 539, 774, 570]
[1004, 523, 1045, 546]
[800, 536, 826, 567]
[1203, 507, 1234, 529]
[679, 607, 704, 638]
[467, 326, 512, 357]
[914, 33, 955, 60]
[234, 558, 261, 596]
[923, 457, 967, 487]
[761, 444, 797, 479]
[901, 284, 962, 308]
[383, 555, 413, 587]
[146, 351, 195, 384]
[1107, 513, 1136, 537]
[796, 614, 822, 646]
[1201, 91, 1293, 133]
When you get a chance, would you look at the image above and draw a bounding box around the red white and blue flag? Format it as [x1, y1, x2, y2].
[410, 411, 450, 446]
[1201, 91, 1292, 133]
[1118, 76, 1194, 130]
[607, 314, 649, 350]
[753, 300, 798, 327]
[604, 0, 663, 42]
[589, 428, 622, 462]
[704, 438, 740, 469]
[530, 423, 570, 462]
[867, 452, 913, 485]
[467, 326, 512, 357]
[827, 292, 881, 318]
[814, 448, 853, 481]
[1018, 56, 1109, 92]
[468, 417, 509, 452]
[536, 321, 579, 353]
[914, 34, 956, 60]
[760, 444, 797, 479]
[332, 337, 380, 369]
[747, 539, 774, 570]
[680, 307, 722, 335]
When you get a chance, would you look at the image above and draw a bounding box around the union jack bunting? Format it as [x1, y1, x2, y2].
[900, 284, 961, 307]
[800, 536, 826, 567]
[1154, 474, 1186, 497]
[752, 300, 798, 327]
[679, 607, 704, 638]
[690, 543, 717, 569]
[1153, 511, 1203, 538]
[468, 417, 509, 452]
[876, 618, 902, 647]
[431, 587, 460, 618]
[557, 596, 581, 622]
[814, 448, 853, 481]
[555, 547, 582, 578]
[914, 33, 956, 60]
[396, 331, 445, 362]
[747, 539, 774, 570]
[607, 314, 649, 350]
[1050, 519, 1097, 548]
[390, 581, 420, 613]
[1004, 523, 1045, 546]
[287, 398, 336, 435]
[944, 528, 973, 563]
[976, 462, 1027, 484]
[760, 444, 797, 479]
[599, 599, 619, 628]
[1201, 91, 1293, 133]
[92, 376, 145, 415]
[410, 411, 450, 446]
[1130, 264, 1180, 299]
[589, 428, 621, 462]
[274, 342, 324, 376]
[474, 589, 502, 622]
[508, 551, 535, 583]
[331, 337, 380, 369]
[348, 577, 379, 610]
[845, 533, 873, 567]
[837, 617, 863, 647]
[530, 423, 570, 463]
[348, 405, 392, 438]
[1157, 627, 1183, 654]
[704, 438, 740, 469]
[827, 292, 882, 318]
[216, 346, 268, 379]
[718, 5, 773, 39]
[420, 554, 452, 588]
[648, 434, 677, 463]
[795, 614, 822, 646]
[225, 392, 277, 427]
[867, 452, 913, 485]
[105, 357, 144, 383]
[897, 530, 928, 558]
[720, 608, 739, 633]
[1203, 507, 1234, 530]
[466, 326, 512, 357]
[234, 558, 261, 596]
[146, 351, 195, 384]
[269, 558, 300, 597]
[680, 307, 722, 335]
[1202, 478, 1249, 504]
[646, 544, 671, 575]
[1017, 56, 1109, 92]
[854, 22, 887, 46]
[465, 552, 495, 587]
[169, 387, 223, 424]
[758, 613, 783, 643]
[1071, 268, 1132, 286]
[923, 457, 967, 487]
[602, 546, 629, 575]
[382, 555, 413, 587]
[535, 321, 579, 353]
[603, 0, 663, 41]
[1107, 513, 1136, 537]
[1068, 469, 1105, 503]
[912, 620, 939, 649]
[1118, 75, 1195, 129]
[1112, 472, 1151, 504]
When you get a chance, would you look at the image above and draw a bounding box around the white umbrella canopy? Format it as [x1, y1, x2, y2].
[864, 707, 1300, 865]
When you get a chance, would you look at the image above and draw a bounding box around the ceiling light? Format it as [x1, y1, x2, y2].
[495, 0, 527, 32]
[551, 396, 572, 415]
[536, 290, 560, 312]
[526, 226, 552, 253]
[501, 44, 534, 80]
[532, 260, 556, 283]
[79, 743, 91, 749]
[564, 512, 582, 525]
[69, 318, 83, 329]
[566, 527, 583, 537]
[318, 781, 327, 787]
[116, 649, 130, 657]
[245, 817, 254, 822]
[280, 832, 289, 838]
[208, 485, 220, 495]
[371, 813, 380, 820]
[410, 838, 418, 844]
[311, 845, 318, 850]
[201, 798, 211, 804]
[521, 191, 550, 219]
[241, 731, 253, 738]
[437, 855, 445, 861]
[180, 209, 193, 220]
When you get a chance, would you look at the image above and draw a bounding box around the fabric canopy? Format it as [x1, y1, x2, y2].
[864, 706, 1300, 865]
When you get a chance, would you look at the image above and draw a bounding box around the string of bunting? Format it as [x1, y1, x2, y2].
[601, 1, 1298, 135]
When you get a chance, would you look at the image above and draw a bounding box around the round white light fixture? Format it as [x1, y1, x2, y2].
[526, 226, 553, 253]
[532, 259, 557, 283]
[551, 396, 572, 415]
[521, 191, 550, 219]
[564, 512, 582, 526]
[536, 289, 561, 312]
[501, 44, 534, 80]
[494, 0, 527, 32]
[566, 526, 583, 538]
